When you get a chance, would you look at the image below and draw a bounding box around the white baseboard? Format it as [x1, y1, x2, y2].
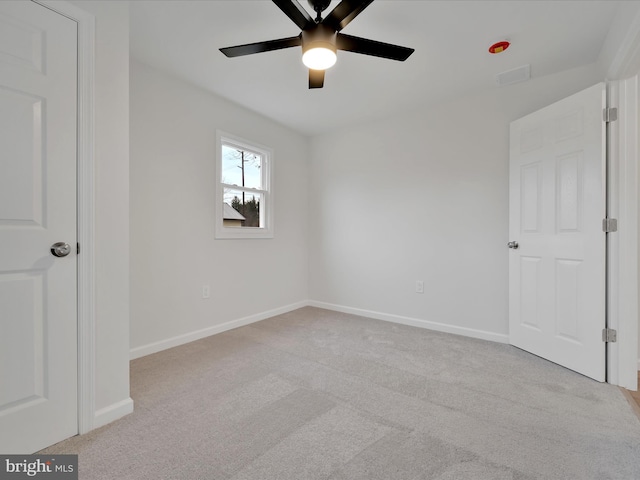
[308, 300, 509, 344]
[93, 397, 134, 429]
[130, 299, 510, 360]
[130, 301, 309, 360]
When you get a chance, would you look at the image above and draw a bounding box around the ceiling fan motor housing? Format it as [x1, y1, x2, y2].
[301, 23, 338, 54]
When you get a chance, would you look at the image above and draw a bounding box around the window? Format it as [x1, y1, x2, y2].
[216, 131, 273, 238]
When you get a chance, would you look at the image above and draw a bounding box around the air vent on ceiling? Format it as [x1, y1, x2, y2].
[496, 64, 530, 86]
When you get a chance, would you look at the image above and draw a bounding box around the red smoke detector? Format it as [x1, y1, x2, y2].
[488, 41, 510, 54]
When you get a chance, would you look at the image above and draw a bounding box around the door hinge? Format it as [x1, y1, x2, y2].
[77, 243, 80, 255]
[602, 328, 617, 343]
[603, 107, 618, 123]
[602, 218, 618, 233]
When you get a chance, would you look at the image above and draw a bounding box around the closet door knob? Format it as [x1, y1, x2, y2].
[51, 242, 71, 257]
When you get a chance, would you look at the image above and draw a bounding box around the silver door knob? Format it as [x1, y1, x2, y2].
[51, 242, 71, 257]
[507, 241, 519, 249]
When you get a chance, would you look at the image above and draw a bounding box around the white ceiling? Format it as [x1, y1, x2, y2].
[129, 0, 621, 136]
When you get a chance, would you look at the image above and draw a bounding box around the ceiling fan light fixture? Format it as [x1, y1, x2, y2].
[301, 24, 338, 70]
[302, 43, 337, 70]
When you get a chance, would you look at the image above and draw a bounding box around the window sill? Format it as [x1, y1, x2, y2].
[215, 227, 274, 239]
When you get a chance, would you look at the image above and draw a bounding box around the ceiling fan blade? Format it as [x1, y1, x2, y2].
[309, 69, 325, 89]
[272, 0, 315, 30]
[220, 36, 302, 58]
[323, 0, 374, 31]
[336, 33, 414, 61]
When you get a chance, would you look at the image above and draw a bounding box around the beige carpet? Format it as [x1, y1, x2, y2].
[42, 307, 640, 479]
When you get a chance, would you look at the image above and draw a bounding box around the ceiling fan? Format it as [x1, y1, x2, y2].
[219, 0, 415, 89]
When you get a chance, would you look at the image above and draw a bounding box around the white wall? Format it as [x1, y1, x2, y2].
[597, 1, 640, 79]
[309, 64, 603, 340]
[68, 0, 132, 420]
[129, 60, 309, 356]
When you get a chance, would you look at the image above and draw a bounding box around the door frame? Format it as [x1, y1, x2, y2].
[607, 77, 639, 390]
[604, 8, 640, 390]
[33, 0, 96, 434]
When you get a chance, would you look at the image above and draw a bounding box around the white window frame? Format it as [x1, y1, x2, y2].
[215, 131, 274, 239]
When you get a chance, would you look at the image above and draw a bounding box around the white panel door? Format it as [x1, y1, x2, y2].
[509, 83, 606, 381]
[0, 1, 78, 452]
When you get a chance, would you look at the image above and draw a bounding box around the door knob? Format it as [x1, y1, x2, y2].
[51, 242, 71, 257]
[507, 241, 519, 249]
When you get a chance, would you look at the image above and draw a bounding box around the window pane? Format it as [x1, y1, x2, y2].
[223, 188, 263, 228]
[221, 144, 262, 189]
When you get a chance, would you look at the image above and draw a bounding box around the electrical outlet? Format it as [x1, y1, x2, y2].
[202, 285, 210, 299]
[415, 280, 424, 294]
